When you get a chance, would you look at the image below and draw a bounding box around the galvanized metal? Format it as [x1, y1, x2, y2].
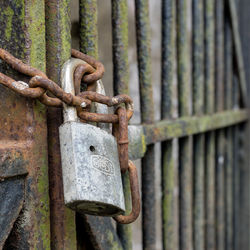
[60, 121, 125, 215]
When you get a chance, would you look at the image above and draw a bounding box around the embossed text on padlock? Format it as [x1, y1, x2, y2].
[59, 58, 125, 216]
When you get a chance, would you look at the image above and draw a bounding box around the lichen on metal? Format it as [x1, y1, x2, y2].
[79, 0, 98, 58]
[0, 0, 50, 249]
[135, 1, 156, 249]
[161, 0, 177, 249]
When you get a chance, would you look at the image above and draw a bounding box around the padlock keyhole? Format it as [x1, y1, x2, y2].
[89, 145, 95, 152]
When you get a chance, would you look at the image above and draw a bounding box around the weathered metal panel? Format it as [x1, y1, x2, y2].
[0, 0, 50, 248]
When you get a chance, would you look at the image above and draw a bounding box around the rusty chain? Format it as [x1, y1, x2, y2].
[0, 48, 140, 224]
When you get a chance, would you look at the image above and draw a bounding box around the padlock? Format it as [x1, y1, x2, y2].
[59, 58, 125, 216]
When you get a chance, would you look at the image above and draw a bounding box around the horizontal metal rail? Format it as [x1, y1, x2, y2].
[129, 109, 248, 159]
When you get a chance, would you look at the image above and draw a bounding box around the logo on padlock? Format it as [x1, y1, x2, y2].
[59, 58, 125, 216]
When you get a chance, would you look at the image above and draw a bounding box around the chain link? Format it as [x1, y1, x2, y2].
[0, 48, 140, 224]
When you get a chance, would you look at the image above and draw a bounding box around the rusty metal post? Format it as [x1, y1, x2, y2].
[177, 0, 193, 249]
[204, 0, 216, 249]
[111, 0, 132, 249]
[161, 0, 178, 249]
[192, 0, 205, 249]
[45, 0, 77, 249]
[135, 1, 156, 249]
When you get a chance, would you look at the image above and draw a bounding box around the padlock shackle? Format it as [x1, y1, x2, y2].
[113, 160, 140, 224]
[61, 58, 88, 122]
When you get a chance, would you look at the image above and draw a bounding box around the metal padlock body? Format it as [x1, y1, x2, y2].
[59, 122, 125, 216]
[59, 58, 125, 216]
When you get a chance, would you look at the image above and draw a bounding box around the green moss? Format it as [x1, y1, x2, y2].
[107, 231, 123, 250]
[3, 7, 14, 41]
[79, 0, 98, 58]
[26, 0, 46, 71]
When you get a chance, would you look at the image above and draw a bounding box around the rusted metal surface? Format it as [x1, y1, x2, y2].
[111, 0, 131, 246]
[78, 91, 134, 123]
[0, 48, 47, 78]
[0, 178, 25, 248]
[0, 151, 28, 248]
[74, 64, 96, 93]
[0, 48, 106, 109]
[0, 1, 249, 249]
[0, 0, 51, 248]
[114, 161, 140, 224]
[72, 49, 105, 83]
[113, 107, 129, 173]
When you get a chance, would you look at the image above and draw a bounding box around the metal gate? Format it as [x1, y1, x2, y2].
[0, 0, 249, 249]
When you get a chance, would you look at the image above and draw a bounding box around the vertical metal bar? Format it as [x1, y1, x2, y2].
[232, 2, 250, 246]
[134, 1, 155, 249]
[45, 1, 77, 249]
[161, 0, 178, 249]
[79, 0, 98, 58]
[112, 0, 129, 95]
[192, 0, 205, 249]
[224, 12, 233, 250]
[238, 122, 250, 249]
[177, 0, 193, 249]
[232, 77, 240, 250]
[111, 1, 131, 249]
[204, 1, 215, 249]
[228, 0, 248, 107]
[215, 0, 225, 249]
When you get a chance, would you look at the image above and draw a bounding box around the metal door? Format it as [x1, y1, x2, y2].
[0, 0, 249, 249]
